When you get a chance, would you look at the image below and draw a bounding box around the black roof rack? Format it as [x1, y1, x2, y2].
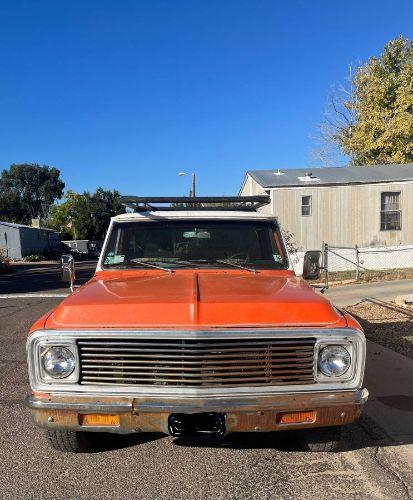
[120, 196, 271, 212]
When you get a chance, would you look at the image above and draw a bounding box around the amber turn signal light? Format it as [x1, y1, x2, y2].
[276, 410, 316, 424]
[79, 414, 120, 427]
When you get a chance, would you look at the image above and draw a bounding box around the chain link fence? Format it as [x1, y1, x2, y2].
[283, 228, 413, 283]
[323, 243, 413, 283]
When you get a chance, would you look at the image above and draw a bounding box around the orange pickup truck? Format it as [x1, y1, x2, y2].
[26, 196, 368, 452]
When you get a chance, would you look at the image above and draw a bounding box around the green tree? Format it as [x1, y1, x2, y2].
[320, 36, 413, 166]
[47, 191, 85, 239]
[88, 188, 125, 240]
[48, 188, 124, 240]
[0, 163, 65, 223]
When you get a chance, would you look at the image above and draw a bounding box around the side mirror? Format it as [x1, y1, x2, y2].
[302, 250, 322, 280]
[61, 254, 75, 292]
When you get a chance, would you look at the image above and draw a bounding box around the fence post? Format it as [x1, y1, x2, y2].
[323, 242, 329, 271]
[355, 244, 360, 282]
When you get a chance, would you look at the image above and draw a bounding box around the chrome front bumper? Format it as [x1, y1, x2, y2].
[26, 388, 369, 434]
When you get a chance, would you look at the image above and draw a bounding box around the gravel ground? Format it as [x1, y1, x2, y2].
[346, 300, 413, 360]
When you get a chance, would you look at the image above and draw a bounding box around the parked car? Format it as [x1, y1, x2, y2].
[26, 196, 367, 452]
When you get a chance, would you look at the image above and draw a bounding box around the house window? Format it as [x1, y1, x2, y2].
[380, 192, 401, 230]
[301, 195, 312, 216]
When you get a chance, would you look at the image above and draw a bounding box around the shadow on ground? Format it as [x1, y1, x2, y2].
[346, 299, 413, 447]
[84, 432, 165, 453]
[0, 262, 97, 294]
[78, 414, 395, 454]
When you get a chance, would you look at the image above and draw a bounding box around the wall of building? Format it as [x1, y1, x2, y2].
[239, 175, 272, 212]
[240, 174, 266, 196]
[240, 175, 413, 250]
[19, 227, 60, 257]
[0, 226, 22, 259]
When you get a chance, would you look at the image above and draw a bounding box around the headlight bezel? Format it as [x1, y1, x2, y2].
[315, 341, 356, 382]
[33, 339, 79, 384]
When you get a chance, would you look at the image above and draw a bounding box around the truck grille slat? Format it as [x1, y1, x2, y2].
[82, 375, 315, 384]
[78, 337, 316, 387]
[83, 365, 312, 378]
[79, 355, 313, 366]
[79, 345, 314, 354]
[77, 339, 313, 349]
[81, 361, 314, 371]
[80, 350, 313, 360]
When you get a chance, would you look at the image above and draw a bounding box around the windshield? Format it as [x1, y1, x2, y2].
[102, 220, 288, 270]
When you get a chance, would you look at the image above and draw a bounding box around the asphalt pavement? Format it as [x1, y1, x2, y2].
[0, 263, 412, 499]
[324, 278, 413, 307]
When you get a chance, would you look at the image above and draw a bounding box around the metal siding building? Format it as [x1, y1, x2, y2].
[239, 164, 413, 251]
[0, 222, 61, 260]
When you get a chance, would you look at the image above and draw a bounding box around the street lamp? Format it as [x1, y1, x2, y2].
[178, 171, 196, 197]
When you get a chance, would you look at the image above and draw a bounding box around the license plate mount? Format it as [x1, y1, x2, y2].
[168, 412, 226, 437]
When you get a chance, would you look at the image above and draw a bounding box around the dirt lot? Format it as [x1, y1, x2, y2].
[346, 300, 413, 360]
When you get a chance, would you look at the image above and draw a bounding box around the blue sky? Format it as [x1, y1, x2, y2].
[1, 0, 412, 196]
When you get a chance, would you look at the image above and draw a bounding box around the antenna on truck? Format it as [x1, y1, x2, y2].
[120, 196, 271, 212]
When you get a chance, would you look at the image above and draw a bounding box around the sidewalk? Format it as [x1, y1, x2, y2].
[324, 278, 413, 306]
[364, 340, 413, 444]
[325, 281, 413, 449]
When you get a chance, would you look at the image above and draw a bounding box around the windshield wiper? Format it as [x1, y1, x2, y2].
[129, 259, 173, 273]
[215, 259, 257, 273]
[191, 259, 257, 273]
[104, 259, 172, 273]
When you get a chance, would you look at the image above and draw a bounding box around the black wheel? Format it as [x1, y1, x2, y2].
[298, 426, 343, 452]
[45, 430, 92, 453]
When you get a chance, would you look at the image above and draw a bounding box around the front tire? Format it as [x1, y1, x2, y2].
[45, 430, 92, 453]
[298, 426, 343, 452]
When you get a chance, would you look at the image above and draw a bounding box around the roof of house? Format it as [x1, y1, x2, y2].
[246, 163, 413, 189]
[0, 221, 57, 231]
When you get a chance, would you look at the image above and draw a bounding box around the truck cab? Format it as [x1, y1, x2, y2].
[26, 196, 367, 452]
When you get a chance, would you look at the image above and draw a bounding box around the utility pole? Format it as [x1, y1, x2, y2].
[191, 173, 196, 197]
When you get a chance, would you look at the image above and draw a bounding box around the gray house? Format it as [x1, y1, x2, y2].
[0, 222, 61, 260]
[239, 164, 413, 251]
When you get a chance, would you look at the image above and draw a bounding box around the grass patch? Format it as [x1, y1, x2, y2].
[327, 267, 413, 284]
[23, 254, 45, 262]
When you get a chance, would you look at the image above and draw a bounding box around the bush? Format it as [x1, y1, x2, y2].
[0, 248, 11, 272]
[23, 254, 45, 262]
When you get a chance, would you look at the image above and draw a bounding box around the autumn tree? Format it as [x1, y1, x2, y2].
[319, 36, 413, 166]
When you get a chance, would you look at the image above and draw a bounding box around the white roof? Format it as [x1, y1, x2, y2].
[112, 210, 275, 222]
[0, 221, 57, 231]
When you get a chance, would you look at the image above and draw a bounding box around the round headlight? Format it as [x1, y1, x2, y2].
[42, 346, 75, 379]
[318, 345, 350, 377]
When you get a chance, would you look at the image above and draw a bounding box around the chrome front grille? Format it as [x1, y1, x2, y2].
[78, 337, 316, 387]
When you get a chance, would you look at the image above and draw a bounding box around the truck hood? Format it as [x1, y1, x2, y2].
[45, 270, 345, 329]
